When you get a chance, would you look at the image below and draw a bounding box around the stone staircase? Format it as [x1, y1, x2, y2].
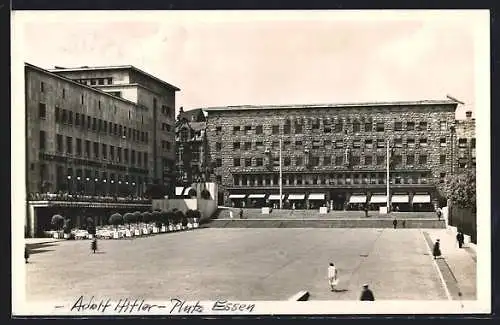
[203, 208, 445, 229]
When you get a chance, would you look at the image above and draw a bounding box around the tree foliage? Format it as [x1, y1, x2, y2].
[109, 213, 123, 227]
[447, 170, 476, 210]
[123, 212, 136, 224]
[51, 215, 64, 230]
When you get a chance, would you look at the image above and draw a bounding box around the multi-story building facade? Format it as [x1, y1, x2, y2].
[454, 110, 476, 172]
[204, 100, 460, 211]
[26, 63, 179, 197]
[25, 63, 179, 237]
[175, 108, 209, 193]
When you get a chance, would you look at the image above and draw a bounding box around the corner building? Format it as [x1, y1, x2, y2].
[204, 100, 458, 211]
[26, 63, 179, 198]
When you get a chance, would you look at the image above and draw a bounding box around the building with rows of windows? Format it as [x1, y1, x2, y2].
[25, 63, 179, 237]
[203, 100, 472, 211]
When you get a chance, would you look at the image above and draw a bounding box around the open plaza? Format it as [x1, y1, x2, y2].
[25, 227, 476, 302]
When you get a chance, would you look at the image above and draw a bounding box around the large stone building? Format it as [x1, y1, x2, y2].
[174, 107, 209, 194]
[203, 100, 462, 211]
[25, 63, 179, 236]
[455, 110, 476, 172]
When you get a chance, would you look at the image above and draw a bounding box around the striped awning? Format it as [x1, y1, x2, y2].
[413, 194, 431, 203]
[287, 194, 305, 200]
[392, 194, 409, 203]
[175, 187, 185, 196]
[229, 194, 246, 199]
[308, 193, 325, 200]
[370, 195, 387, 203]
[349, 195, 367, 204]
[268, 194, 284, 200]
[248, 194, 266, 199]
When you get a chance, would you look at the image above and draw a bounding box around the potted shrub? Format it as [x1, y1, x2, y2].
[63, 218, 72, 239]
[152, 210, 161, 234]
[193, 210, 201, 228]
[174, 210, 184, 231]
[123, 212, 136, 237]
[51, 214, 64, 238]
[201, 189, 211, 200]
[108, 213, 123, 239]
[187, 188, 197, 198]
[186, 209, 195, 229]
[167, 210, 175, 232]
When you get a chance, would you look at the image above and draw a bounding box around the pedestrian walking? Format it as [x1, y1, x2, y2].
[229, 210, 234, 219]
[433, 239, 441, 259]
[402, 220, 406, 228]
[327, 262, 339, 292]
[91, 238, 98, 254]
[24, 245, 30, 263]
[393, 218, 397, 229]
[360, 284, 375, 301]
[364, 204, 369, 218]
[456, 232, 465, 248]
[239, 208, 244, 219]
[436, 207, 442, 220]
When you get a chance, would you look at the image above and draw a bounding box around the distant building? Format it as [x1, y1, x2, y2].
[175, 107, 209, 192]
[203, 100, 462, 210]
[25, 63, 180, 237]
[454, 110, 476, 172]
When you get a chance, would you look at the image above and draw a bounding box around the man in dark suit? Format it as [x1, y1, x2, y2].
[360, 284, 375, 301]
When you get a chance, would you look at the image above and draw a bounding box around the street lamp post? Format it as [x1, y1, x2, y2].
[77, 176, 81, 194]
[67, 175, 72, 194]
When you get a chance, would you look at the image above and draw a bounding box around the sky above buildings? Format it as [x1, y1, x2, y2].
[14, 10, 488, 118]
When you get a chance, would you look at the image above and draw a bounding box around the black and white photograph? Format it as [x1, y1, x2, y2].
[11, 10, 490, 315]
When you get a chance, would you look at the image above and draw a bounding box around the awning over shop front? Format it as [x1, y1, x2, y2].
[391, 194, 409, 203]
[248, 194, 266, 199]
[287, 194, 305, 200]
[229, 194, 246, 199]
[308, 193, 325, 200]
[175, 187, 186, 196]
[370, 195, 387, 203]
[412, 194, 431, 203]
[268, 194, 284, 200]
[349, 195, 367, 204]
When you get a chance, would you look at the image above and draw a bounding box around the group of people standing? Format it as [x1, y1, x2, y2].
[327, 262, 375, 301]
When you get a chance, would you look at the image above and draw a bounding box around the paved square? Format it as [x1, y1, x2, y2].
[26, 228, 447, 301]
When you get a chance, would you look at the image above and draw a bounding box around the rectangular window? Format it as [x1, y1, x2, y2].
[110, 146, 114, 161]
[233, 126, 240, 134]
[81, 114, 86, 128]
[98, 119, 102, 132]
[215, 126, 222, 135]
[312, 140, 321, 149]
[76, 138, 82, 156]
[324, 140, 332, 147]
[440, 121, 447, 131]
[407, 122, 415, 131]
[353, 140, 361, 148]
[295, 140, 303, 148]
[296, 156, 303, 166]
[38, 103, 46, 119]
[118, 125, 122, 136]
[245, 158, 252, 167]
[56, 134, 63, 152]
[272, 141, 279, 149]
[335, 122, 343, 133]
[255, 125, 263, 134]
[102, 144, 107, 159]
[243, 142, 251, 150]
[440, 154, 446, 165]
[311, 156, 320, 166]
[471, 138, 476, 148]
[216, 142, 222, 151]
[284, 157, 291, 166]
[256, 158, 263, 166]
[351, 155, 360, 166]
[395, 138, 403, 148]
[140, 131, 144, 141]
[323, 156, 331, 165]
[335, 141, 343, 149]
[233, 142, 240, 150]
[67, 111, 73, 125]
[216, 158, 222, 167]
[39, 131, 46, 150]
[233, 158, 241, 167]
[272, 125, 280, 134]
[365, 139, 373, 148]
[283, 124, 291, 134]
[392, 154, 402, 167]
[364, 122, 372, 132]
[406, 154, 415, 166]
[117, 147, 122, 162]
[144, 153, 148, 167]
[75, 113, 80, 126]
[81, 94, 84, 104]
[458, 138, 467, 148]
[419, 154, 428, 165]
[131, 150, 135, 165]
[40, 81, 45, 92]
[295, 124, 303, 134]
[87, 116, 91, 130]
[364, 155, 373, 165]
[394, 122, 403, 131]
[124, 149, 129, 163]
[94, 142, 99, 159]
[103, 121, 107, 133]
[407, 138, 415, 147]
[419, 138, 428, 147]
[353, 122, 361, 133]
[377, 155, 385, 165]
[137, 151, 142, 166]
[245, 125, 252, 134]
[55, 107, 61, 123]
[440, 138, 447, 147]
[376, 122, 385, 132]
[85, 140, 90, 157]
[312, 119, 320, 130]
[61, 109, 67, 124]
[335, 156, 343, 166]
[418, 121, 428, 131]
[256, 141, 264, 149]
[66, 136, 72, 154]
[377, 139, 385, 148]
